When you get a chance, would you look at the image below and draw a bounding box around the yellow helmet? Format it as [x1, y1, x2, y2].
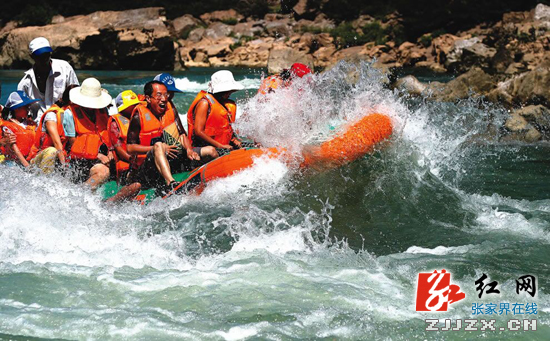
[115, 90, 142, 112]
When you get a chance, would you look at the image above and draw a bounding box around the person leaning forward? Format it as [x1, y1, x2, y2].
[17, 37, 79, 123]
[257, 63, 312, 95]
[126, 81, 202, 194]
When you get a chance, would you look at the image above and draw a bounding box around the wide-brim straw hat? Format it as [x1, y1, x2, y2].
[208, 70, 244, 94]
[69, 77, 112, 109]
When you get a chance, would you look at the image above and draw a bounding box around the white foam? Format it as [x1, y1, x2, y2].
[405, 245, 473, 255]
[214, 323, 267, 341]
[231, 226, 309, 254]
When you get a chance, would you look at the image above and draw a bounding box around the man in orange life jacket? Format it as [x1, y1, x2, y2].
[187, 70, 244, 151]
[257, 63, 312, 95]
[63, 78, 113, 190]
[127, 81, 202, 193]
[153, 73, 218, 162]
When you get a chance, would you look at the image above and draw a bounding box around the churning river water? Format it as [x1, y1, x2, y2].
[0, 63, 549, 340]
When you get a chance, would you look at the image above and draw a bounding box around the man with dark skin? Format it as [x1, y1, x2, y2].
[127, 81, 199, 191]
[18, 37, 79, 122]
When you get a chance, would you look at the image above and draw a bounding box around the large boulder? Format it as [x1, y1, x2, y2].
[502, 111, 542, 143]
[267, 45, 313, 74]
[488, 59, 550, 106]
[397, 41, 428, 66]
[431, 33, 460, 66]
[433, 67, 496, 101]
[500, 105, 550, 142]
[200, 9, 243, 24]
[330, 46, 370, 65]
[188, 27, 206, 42]
[444, 37, 496, 72]
[172, 14, 201, 39]
[393, 75, 428, 96]
[204, 22, 233, 40]
[515, 104, 550, 139]
[0, 8, 173, 70]
[313, 46, 337, 67]
[233, 21, 264, 38]
[265, 19, 294, 37]
[226, 38, 275, 68]
[294, 14, 335, 32]
[534, 3, 550, 21]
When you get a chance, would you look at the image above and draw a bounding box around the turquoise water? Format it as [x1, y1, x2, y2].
[0, 63, 549, 339]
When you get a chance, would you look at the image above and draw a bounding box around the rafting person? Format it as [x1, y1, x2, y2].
[100, 90, 144, 203]
[33, 85, 79, 172]
[63, 78, 113, 190]
[127, 81, 200, 194]
[153, 73, 218, 162]
[0, 91, 40, 168]
[257, 63, 312, 95]
[187, 70, 244, 152]
[108, 90, 144, 183]
[17, 37, 79, 123]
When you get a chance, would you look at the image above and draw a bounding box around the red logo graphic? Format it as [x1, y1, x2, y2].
[416, 269, 465, 312]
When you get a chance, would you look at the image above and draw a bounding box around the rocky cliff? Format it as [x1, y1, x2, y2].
[3, 4, 550, 141]
[0, 8, 173, 70]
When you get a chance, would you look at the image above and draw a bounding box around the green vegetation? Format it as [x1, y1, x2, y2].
[235, 0, 270, 19]
[15, 3, 55, 26]
[417, 29, 446, 47]
[330, 20, 405, 48]
[297, 26, 331, 34]
[418, 34, 433, 47]
[517, 27, 537, 43]
[180, 26, 199, 40]
[221, 18, 238, 25]
[230, 35, 255, 51]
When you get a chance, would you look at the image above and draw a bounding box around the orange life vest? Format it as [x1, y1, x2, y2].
[35, 104, 67, 152]
[107, 114, 131, 178]
[257, 75, 284, 95]
[68, 105, 111, 160]
[0, 118, 37, 161]
[187, 90, 236, 147]
[131, 103, 176, 167]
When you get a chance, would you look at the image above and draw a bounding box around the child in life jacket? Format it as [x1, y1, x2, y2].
[0, 91, 40, 168]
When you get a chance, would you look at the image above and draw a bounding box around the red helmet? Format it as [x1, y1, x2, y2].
[289, 63, 312, 78]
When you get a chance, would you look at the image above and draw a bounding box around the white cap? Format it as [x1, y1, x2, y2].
[69, 78, 112, 109]
[208, 70, 244, 94]
[29, 37, 53, 56]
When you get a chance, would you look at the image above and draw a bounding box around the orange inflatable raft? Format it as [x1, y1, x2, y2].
[102, 113, 392, 202]
[165, 113, 393, 198]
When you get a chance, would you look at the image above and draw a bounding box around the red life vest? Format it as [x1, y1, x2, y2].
[68, 104, 111, 160]
[107, 114, 131, 178]
[0, 118, 37, 161]
[187, 90, 236, 147]
[131, 103, 176, 167]
[35, 104, 67, 152]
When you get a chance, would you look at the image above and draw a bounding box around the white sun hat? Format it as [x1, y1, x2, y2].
[208, 70, 244, 94]
[69, 78, 112, 109]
